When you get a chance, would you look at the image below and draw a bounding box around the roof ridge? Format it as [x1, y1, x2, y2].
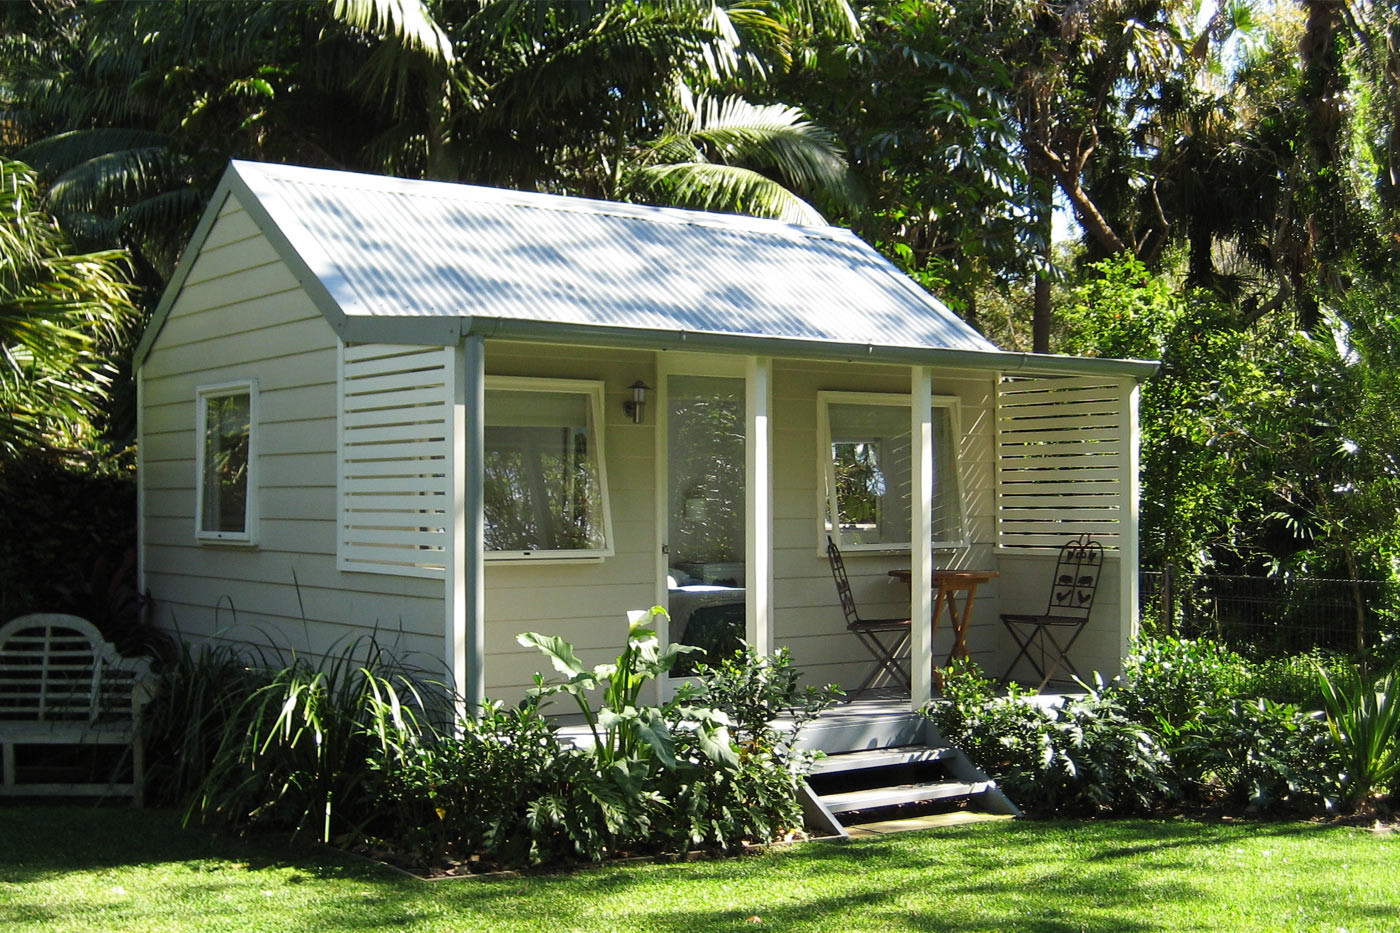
[231, 159, 851, 243]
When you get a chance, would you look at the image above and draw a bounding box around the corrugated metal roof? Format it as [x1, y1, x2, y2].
[229, 160, 998, 353]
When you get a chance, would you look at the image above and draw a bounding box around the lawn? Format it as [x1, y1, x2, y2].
[1, 807, 1395, 932]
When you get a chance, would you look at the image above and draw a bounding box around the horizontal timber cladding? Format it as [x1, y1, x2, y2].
[996, 373, 1131, 550]
[338, 342, 453, 578]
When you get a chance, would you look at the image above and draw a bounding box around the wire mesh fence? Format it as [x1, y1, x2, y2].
[1140, 566, 1400, 658]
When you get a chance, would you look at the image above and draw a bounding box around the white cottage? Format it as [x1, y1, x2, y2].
[134, 160, 1156, 712]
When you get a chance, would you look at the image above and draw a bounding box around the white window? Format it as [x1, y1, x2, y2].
[484, 377, 613, 560]
[195, 380, 257, 544]
[818, 391, 966, 552]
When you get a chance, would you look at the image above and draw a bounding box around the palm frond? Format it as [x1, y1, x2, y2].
[626, 161, 826, 224]
[45, 147, 193, 218]
[18, 129, 176, 177]
[648, 94, 857, 211]
[330, 0, 454, 64]
[0, 160, 139, 455]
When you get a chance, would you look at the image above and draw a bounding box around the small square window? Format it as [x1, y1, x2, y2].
[195, 380, 257, 544]
[483, 377, 613, 559]
[818, 391, 966, 552]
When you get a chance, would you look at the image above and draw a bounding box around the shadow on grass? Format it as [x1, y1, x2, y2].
[0, 804, 376, 882]
[1, 808, 1392, 933]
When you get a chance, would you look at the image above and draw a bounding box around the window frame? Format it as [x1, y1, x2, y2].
[816, 390, 968, 555]
[194, 379, 258, 546]
[483, 375, 615, 562]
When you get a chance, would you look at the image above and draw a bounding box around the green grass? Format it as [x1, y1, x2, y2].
[1, 807, 1396, 932]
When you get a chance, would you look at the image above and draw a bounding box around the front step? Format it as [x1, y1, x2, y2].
[797, 711, 1020, 837]
[809, 744, 957, 775]
[820, 778, 993, 814]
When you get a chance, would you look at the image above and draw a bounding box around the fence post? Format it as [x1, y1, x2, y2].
[1160, 562, 1174, 636]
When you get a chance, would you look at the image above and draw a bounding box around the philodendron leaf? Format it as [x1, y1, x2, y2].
[518, 632, 586, 677]
[695, 722, 740, 771]
[597, 707, 638, 730]
[631, 707, 679, 770]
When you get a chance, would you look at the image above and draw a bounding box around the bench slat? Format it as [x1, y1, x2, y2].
[0, 614, 151, 804]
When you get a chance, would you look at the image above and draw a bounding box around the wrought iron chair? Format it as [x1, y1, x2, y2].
[999, 534, 1104, 691]
[826, 536, 911, 696]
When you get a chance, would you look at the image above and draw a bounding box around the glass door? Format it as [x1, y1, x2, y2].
[663, 373, 747, 677]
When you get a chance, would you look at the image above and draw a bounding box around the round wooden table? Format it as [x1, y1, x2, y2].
[888, 568, 999, 688]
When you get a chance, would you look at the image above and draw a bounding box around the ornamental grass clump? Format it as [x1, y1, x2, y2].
[190, 635, 436, 845]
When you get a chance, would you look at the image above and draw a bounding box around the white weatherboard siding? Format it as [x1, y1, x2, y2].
[139, 195, 444, 670]
[769, 359, 1001, 689]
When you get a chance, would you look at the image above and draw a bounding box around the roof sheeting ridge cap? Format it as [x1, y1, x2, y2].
[228, 159, 854, 244]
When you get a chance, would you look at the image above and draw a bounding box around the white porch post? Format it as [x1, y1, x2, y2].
[745, 356, 774, 656]
[1119, 378, 1142, 663]
[448, 335, 486, 718]
[910, 366, 934, 707]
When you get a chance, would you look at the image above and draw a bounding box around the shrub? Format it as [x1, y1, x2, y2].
[155, 618, 833, 870]
[928, 663, 1175, 816]
[142, 638, 261, 805]
[366, 698, 573, 869]
[1242, 650, 1347, 709]
[191, 636, 436, 844]
[0, 450, 153, 652]
[517, 608, 741, 860]
[660, 647, 842, 850]
[1169, 697, 1337, 811]
[1117, 636, 1250, 731]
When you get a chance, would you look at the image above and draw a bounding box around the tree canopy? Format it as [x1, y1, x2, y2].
[2, 0, 1399, 586]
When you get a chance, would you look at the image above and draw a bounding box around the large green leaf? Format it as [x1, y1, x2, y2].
[517, 632, 587, 677]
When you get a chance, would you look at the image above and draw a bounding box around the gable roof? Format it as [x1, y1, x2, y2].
[136, 161, 1156, 378]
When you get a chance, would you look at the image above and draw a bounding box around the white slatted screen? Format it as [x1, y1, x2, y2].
[997, 374, 1129, 550]
[338, 343, 453, 577]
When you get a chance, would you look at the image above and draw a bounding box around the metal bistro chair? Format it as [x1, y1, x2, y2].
[826, 536, 911, 696]
[1000, 534, 1105, 692]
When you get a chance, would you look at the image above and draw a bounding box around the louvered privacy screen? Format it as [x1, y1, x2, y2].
[339, 343, 453, 578]
[996, 374, 1129, 550]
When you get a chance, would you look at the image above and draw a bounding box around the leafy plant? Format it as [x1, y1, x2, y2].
[1316, 662, 1400, 810]
[366, 698, 570, 869]
[1167, 697, 1337, 812]
[692, 645, 842, 747]
[142, 636, 260, 805]
[659, 646, 842, 850]
[192, 636, 435, 844]
[518, 607, 737, 772]
[1117, 636, 1250, 732]
[928, 662, 1175, 816]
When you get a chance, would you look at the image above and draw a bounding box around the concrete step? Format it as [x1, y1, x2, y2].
[810, 745, 957, 776]
[793, 708, 927, 754]
[819, 779, 994, 815]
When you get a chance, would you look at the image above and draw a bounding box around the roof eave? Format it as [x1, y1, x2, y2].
[338, 314, 1160, 380]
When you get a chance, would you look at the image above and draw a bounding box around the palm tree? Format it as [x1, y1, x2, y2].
[623, 92, 857, 224]
[0, 159, 139, 456]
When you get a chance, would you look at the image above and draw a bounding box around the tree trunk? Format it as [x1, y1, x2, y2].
[1030, 151, 1054, 354]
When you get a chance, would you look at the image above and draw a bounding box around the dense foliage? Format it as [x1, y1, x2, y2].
[3, 1, 1400, 616]
[928, 637, 1400, 818]
[0, 448, 148, 649]
[158, 619, 836, 871]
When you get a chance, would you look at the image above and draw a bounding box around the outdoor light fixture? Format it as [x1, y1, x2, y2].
[624, 380, 650, 424]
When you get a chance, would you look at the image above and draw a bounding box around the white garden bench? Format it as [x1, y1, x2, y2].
[0, 613, 153, 805]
